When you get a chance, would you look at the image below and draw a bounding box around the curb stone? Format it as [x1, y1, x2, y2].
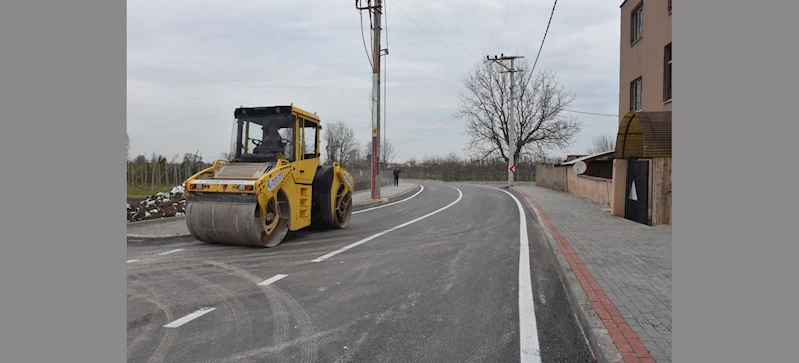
[352, 184, 421, 212]
[511, 186, 623, 363]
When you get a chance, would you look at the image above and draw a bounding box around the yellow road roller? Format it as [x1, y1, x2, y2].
[183, 105, 356, 247]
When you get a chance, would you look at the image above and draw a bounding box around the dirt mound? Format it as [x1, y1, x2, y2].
[127, 185, 186, 222]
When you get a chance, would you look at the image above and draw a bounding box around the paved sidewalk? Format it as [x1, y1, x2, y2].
[512, 182, 671, 363]
[352, 180, 417, 205]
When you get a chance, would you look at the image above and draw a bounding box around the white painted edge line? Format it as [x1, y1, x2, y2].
[127, 259, 140, 263]
[312, 186, 463, 263]
[352, 185, 425, 214]
[163, 307, 216, 328]
[494, 187, 542, 363]
[257, 274, 288, 286]
[158, 249, 185, 256]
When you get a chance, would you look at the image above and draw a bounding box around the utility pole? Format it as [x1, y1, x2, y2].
[357, 0, 384, 199]
[485, 54, 524, 187]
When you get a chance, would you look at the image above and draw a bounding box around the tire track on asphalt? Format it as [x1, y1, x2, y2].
[126, 294, 163, 357]
[204, 260, 318, 363]
[171, 270, 254, 359]
[128, 277, 179, 363]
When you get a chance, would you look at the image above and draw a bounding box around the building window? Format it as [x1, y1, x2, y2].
[664, 43, 672, 102]
[631, 2, 644, 44]
[631, 77, 643, 112]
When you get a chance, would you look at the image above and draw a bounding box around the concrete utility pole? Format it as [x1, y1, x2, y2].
[485, 54, 524, 187]
[357, 0, 384, 199]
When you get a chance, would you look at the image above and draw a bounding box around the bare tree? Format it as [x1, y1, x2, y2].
[458, 61, 581, 163]
[362, 138, 396, 166]
[323, 120, 359, 167]
[586, 133, 616, 155]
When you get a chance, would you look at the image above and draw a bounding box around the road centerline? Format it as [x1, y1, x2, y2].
[311, 187, 464, 263]
[163, 307, 216, 328]
[495, 187, 542, 363]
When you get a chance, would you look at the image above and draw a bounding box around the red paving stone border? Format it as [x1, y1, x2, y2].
[514, 187, 656, 363]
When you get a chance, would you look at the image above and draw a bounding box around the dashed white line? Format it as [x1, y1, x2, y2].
[494, 187, 542, 363]
[257, 274, 288, 286]
[163, 307, 216, 328]
[352, 185, 425, 214]
[158, 249, 185, 256]
[312, 187, 463, 263]
[127, 259, 140, 263]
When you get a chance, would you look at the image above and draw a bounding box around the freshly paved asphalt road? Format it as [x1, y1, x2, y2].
[127, 181, 595, 363]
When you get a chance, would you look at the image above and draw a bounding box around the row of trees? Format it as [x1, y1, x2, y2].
[126, 58, 616, 189]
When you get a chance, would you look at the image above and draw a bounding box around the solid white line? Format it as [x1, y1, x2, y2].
[257, 274, 288, 286]
[127, 259, 140, 263]
[312, 187, 463, 263]
[163, 307, 216, 328]
[158, 249, 185, 256]
[352, 185, 425, 214]
[494, 187, 542, 363]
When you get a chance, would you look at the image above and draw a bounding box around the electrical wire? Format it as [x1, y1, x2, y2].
[499, 0, 513, 51]
[510, 0, 528, 50]
[389, 0, 473, 63]
[522, 0, 558, 90]
[360, 10, 373, 69]
[563, 109, 618, 117]
[425, 0, 483, 53]
[404, 0, 479, 57]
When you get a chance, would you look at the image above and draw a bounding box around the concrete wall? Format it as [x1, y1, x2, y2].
[651, 157, 672, 225]
[568, 168, 613, 207]
[535, 164, 568, 192]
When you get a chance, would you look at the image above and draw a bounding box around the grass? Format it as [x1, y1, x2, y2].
[127, 185, 173, 198]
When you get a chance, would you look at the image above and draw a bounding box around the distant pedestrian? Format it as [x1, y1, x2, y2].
[393, 168, 401, 186]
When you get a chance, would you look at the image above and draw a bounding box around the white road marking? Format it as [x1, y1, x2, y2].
[257, 274, 288, 286]
[127, 259, 140, 263]
[352, 185, 425, 214]
[312, 187, 463, 263]
[158, 249, 184, 256]
[495, 187, 542, 363]
[163, 307, 216, 328]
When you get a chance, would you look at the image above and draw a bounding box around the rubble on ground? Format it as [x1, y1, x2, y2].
[127, 185, 186, 222]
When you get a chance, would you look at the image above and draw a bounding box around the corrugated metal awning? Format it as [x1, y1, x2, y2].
[615, 111, 672, 159]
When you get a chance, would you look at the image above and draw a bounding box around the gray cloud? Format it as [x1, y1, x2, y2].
[128, 0, 622, 162]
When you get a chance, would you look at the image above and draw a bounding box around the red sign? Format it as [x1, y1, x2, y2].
[509, 165, 516, 173]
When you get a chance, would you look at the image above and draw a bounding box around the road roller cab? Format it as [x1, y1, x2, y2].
[183, 105, 355, 247]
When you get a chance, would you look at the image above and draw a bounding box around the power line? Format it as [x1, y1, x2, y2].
[522, 0, 558, 90]
[359, 10, 373, 68]
[498, 0, 514, 51]
[510, 0, 528, 50]
[425, 0, 484, 54]
[389, 0, 473, 63]
[404, 0, 480, 58]
[488, 0, 496, 54]
[563, 109, 618, 117]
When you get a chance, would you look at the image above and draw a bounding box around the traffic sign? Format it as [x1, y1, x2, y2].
[509, 165, 516, 173]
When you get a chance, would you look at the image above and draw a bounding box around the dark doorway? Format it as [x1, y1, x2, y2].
[624, 158, 649, 225]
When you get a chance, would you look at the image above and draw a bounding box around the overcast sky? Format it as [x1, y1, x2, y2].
[127, 0, 621, 163]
